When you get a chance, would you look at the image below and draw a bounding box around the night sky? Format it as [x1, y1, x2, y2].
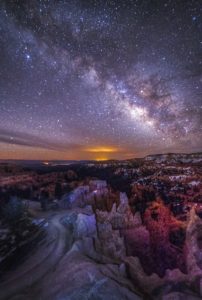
[0, 0, 201, 160]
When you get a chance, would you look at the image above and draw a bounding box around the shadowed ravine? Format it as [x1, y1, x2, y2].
[0, 212, 72, 300]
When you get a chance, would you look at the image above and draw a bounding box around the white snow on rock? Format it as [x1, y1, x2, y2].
[169, 175, 188, 181]
[188, 181, 200, 187]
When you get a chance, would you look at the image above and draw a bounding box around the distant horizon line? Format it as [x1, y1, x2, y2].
[0, 151, 201, 162]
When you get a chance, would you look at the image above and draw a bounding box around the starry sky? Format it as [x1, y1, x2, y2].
[0, 0, 201, 160]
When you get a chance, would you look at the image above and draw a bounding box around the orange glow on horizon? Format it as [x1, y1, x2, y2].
[95, 157, 109, 161]
[85, 146, 119, 153]
[0, 142, 138, 160]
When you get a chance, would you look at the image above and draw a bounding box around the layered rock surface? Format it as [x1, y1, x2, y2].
[93, 193, 202, 298]
[5, 191, 202, 300]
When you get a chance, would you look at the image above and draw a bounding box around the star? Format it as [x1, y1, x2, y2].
[25, 54, 31, 60]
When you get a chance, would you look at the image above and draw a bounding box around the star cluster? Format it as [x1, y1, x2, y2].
[0, 0, 201, 160]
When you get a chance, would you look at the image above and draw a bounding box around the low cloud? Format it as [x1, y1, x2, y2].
[0, 128, 83, 152]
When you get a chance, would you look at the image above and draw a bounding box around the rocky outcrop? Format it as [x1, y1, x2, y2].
[186, 207, 202, 278]
[83, 195, 202, 299]
[124, 256, 164, 294]
[94, 193, 142, 261]
[95, 222, 126, 261]
[121, 208, 202, 298]
[93, 197, 202, 298]
[122, 225, 152, 274]
[62, 211, 97, 240]
[124, 256, 189, 297]
[185, 207, 202, 296]
[96, 192, 142, 230]
[32, 242, 142, 300]
[74, 213, 97, 239]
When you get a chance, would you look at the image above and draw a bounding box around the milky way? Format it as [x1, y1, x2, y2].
[0, 0, 201, 160]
